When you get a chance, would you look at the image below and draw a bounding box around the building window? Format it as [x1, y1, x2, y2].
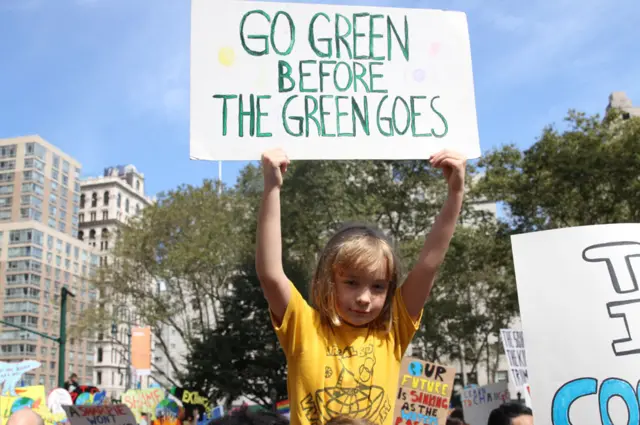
[80, 194, 85, 209]
[103, 191, 109, 206]
[136, 180, 140, 191]
[117, 193, 121, 208]
[79, 213, 84, 223]
[78, 231, 84, 241]
[102, 211, 108, 220]
[97, 348, 103, 363]
[89, 229, 96, 240]
[90, 212, 96, 221]
[97, 371, 102, 385]
[91, 193, 97, 208]
[125, 199, 129, 213]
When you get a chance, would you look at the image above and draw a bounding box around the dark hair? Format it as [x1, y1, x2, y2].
[446, 418, 465, 425]
[449, 408, 465, 421]
[207, 407, 289, 425]
[487, 402, 533, 425]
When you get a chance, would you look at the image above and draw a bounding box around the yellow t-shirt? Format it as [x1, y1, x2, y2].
[272, 282, 422, 425]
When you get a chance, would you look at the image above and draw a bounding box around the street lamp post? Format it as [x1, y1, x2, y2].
[270, 388, 278, 413]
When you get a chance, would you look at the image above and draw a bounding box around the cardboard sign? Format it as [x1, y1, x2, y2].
[63, 404, 136, 425]
[190, 0, 480, 161]
[499, 329, 529, 388]
[122, 388, 165, 421]
[512, 224, 640, 425]
[393, 357, 455, 425]
[461, 382, 509, 425]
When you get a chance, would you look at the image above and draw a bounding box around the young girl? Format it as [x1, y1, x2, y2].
[256, 149, 466, 425]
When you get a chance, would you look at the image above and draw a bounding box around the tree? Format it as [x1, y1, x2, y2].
[477, 110, 640, 231]
[182, 257, 308, 408]
[78, 180, 246, 388]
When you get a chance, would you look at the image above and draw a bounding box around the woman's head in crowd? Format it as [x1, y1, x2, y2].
[311, 223, 401, 331]
[487, 402, 533, 425]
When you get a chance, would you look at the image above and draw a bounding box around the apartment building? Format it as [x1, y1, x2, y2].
[0, 135, 98, 390]
[79, 165, 156, 398]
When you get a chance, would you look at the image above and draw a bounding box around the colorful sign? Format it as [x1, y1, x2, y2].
[512, 224, 640, 424]
[461, 382, 509, 425]
[393, 357, 456, 425]
[190, 0, 480, 161]
[63, 404, 136, 425]
[132, 327, 152, 376]
[499, 329, 529, 388]
[0, 360, 41, 396]
[170, 387, 211, 421]
[122, 388, 166, 421]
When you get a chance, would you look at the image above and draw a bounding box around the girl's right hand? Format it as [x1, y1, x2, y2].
[261, 148, 290, 189]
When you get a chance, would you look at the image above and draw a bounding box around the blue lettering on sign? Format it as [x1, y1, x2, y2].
[552, 378, 640, 425]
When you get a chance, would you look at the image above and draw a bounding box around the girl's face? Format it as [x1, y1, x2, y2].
[334, 268, 390, 327]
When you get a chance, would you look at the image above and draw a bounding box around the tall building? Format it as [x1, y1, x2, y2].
[0, 135, 98, 390]
[607, 92, 640, 118]
[79, 165, 153, 398]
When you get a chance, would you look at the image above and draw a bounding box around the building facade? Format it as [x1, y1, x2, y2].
[79, 165, 154, 398]
[607, 92, 640, 118]
[0, 135, 98, 390]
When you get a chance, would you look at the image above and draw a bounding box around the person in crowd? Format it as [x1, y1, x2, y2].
[256, 148, 467, 425]
[447, 407, 466, 425]
[487, 402, 533, 425]
[63, 373, 79, 393]
[7, 408, 44, 425]
[207, 406, 289, 425]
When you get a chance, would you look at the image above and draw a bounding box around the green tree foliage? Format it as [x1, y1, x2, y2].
[477, 110, 640, 231]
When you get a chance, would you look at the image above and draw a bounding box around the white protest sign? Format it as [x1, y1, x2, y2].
[461, 382, 509, 425]
[0, 360, 41, 396]
[499, 329, 529, 388]
[63, 404, 136, 425]
[512, 224, 640, 425]
[190, 0, 480, 161]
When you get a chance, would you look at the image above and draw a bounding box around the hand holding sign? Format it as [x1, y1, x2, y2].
[262, 148, 291, 189]
[429, 150, 466, 194]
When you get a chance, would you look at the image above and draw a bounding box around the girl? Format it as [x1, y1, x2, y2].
[256, 149, 466, 425]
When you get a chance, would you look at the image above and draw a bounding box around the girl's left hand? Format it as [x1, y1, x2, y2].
[429, 150, 467, 194]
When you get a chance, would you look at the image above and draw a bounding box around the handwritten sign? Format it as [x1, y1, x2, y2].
[461, 382, 509, 425]
[512, 224, 640, 425]
[63, 404, 136, 425]
[499, 329, 528, 388]
[0, 360, 41, 396]
[122, 388, 165, 421]
[190, 0, 480, 161]
[393, 357, 455, 425]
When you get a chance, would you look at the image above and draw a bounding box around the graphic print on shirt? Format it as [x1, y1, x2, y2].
[299, 343, 392, 425]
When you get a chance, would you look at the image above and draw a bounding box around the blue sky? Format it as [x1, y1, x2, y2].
[1, 0, 639, 197]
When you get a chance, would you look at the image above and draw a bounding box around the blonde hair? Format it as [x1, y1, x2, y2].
[311, 224, 400, 331]
[326, 416, 377, 425]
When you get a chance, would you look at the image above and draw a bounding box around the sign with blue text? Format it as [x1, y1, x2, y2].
[512, 224, 640, 425]
[190, 0, 480, 161]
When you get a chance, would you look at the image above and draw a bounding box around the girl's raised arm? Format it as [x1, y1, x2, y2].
[401, 150, 467, 319]
[256, 148, 292, 324]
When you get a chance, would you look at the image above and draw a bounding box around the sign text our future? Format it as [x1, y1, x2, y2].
[213, 9, 449, 139]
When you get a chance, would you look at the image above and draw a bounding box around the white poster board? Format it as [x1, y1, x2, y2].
[512, 224, 640, 425]
[190, 0, 480, 161]
[63, 404, 136, 425]
[461, 382, 509, 425]
[499, 329, 529, 388]
[0, 360, 41, 396]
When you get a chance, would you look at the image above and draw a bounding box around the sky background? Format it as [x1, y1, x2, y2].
[1, 0, 639, 197]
